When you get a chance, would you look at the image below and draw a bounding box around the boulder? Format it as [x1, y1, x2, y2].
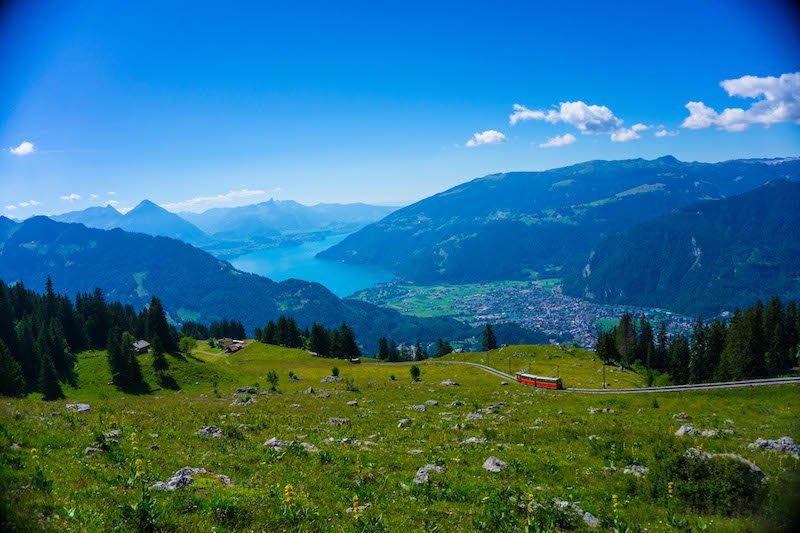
[424, 400, 439, 407]
[440, 380, 460, 386]
[346, 400, 359, 407]
[328, 417, 350, 426]
[622, 465, 649, 477]
[466, 412, 484, 421]
[304, 387, 315, 394]
[482, 456, 507, 473]
[587, 407, 614, 414]
[151, 467, 232, 491]
[397, 418, 413, 428]
[301, 442, 319, 453]
[413, 464, 445, 485]
[410, 404, 427, 412]
[675, 424, 718, 437]
[197, 426, 224, 438]
[84, 447, 103, 455]
[65, 403, 90, 413]
[320, 375, 343, 383]
[264, 437, 291, 450]
[749, 436, 800, 458]
[553, 499, 598, 528]
[462, 437, 488, 445]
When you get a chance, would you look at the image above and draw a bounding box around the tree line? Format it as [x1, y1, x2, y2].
[180, 319, 246, 341]
[595, 296, 799, 384]
[0, 277, 179, 399]
[252, 315, 362, 359]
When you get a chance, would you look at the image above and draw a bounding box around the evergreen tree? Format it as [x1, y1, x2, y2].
[339, 323, 360, 358]
[120, 331, 144, 390]
[329, 329, 343, 359]
[481, 323, 497, 351]
[706, 319, 726, 380]
[38, 351, 63, 401]
[636, 317, 655, 368]
[595, 330, 618, 364]
[146, 297, 175, 352]
[435, 339, 453, 358]
[654, 321, 669, 372]
[717, 310, 748, 381]
[0, 340, 26, 397]
[106, 328, 126, 386]
[263, 320, 277, 344]
[388, 339, 400, 362]
[309, 323, 330, 356]
[285, 317, 302, 348]
[377, 336, 389, 360]
[414, 340, 426, 361]
[615, 313, 637, 366]
[151, 336, 168, 373]
[667, 334, 691, 384]
[689, 318, 708, 383]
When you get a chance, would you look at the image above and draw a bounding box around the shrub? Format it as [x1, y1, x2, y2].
[266, 370, 279, 391]
[410, 365, 421, 382]
[331, 366, 340, 377]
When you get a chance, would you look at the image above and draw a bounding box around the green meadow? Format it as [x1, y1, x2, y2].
[1, 342, 798, 531]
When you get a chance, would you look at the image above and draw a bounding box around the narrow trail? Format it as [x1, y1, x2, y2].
[415, 360, 800, 393]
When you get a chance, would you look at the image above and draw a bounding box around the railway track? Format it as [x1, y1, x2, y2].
[427, 360, 800, 393]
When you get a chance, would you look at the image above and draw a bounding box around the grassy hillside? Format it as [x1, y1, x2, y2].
[441, 345, 644, 389]
[1, 343, 798, 531]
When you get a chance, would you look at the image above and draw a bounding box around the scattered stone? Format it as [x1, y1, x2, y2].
[105, 429, 122, 438]
[328, 417, 350, 426]
[749, 436, 800, 458]
[587, 407, 615, 414]
[301, 442, 319, 453]
[672, 412, 690, 421]
[304, 387, 315, 394]
[290, 403, 301, 408]
[424, 400, 438, 407]
[440, 380, 460, 386]
[553, 499, 598, 528]
[484, 402, 506, 413]
[410, 404, 427, 412]
[230, 397, 256, 407]
[10, 443, 21, 450]
[482, 456, 507, 473]
[724, 419, 735, 426]
[84, 447, 103, 455]
[462, 437, 487, 445]
[397, 418, 413, 428]
[320, 375, 343, 383]
[622, 465, 649, 477]
[684, 448, 765, 479]
[288, 376, 302, 382]
[450, 400, 464, 407]
[264, 437, 291, 450]
[674, 424, 718, 437]
[65, 403, 90, 413]
[466, 412, 484, 421]
[452, 423, 465, 430]
[234, 386, 257, 397]
[500, 381, 508, 386]
[408, 449, 424, 454]
[414, 464, 445, 485]
[347, 400, 359, 407]
[151, 467, 232, 491]
[197, 426, 224, 438]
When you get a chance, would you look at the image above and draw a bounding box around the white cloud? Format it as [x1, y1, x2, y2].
[9, 141, 35, 156]
[610, 128, 641, 142]
[18, 200, 40, 208]
[106, 200, 120, 207]
[465, 130, 507, 147]
[163, 188, 270, 212]
[90, 193, 99, 199]
[539, 133, 576, 148]
[654, 129, 679, 137]
[631, 123, 649, 131]
[682, 72, 800, 131]
[510, 101, 623, 134]
[60, 193, 81, 202]
[107, 191, 117, 196]
[5, 205, 17, 210]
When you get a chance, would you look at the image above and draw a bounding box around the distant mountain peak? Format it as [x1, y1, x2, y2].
[655, 155, 680, 164]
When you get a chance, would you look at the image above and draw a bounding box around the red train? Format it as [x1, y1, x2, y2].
[515, 372, 563, 389]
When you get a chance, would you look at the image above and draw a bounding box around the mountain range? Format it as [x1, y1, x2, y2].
[564, 179, 800, 315]
[0, 216, 545, 350]
[318, 157, 800, 285]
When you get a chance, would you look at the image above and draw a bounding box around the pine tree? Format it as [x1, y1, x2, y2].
[706, 319, 726, 379]
[329, 329, 343, 359]
[595, 330, 618, 364]
[435, 339, 453, 358]
[481, 323, 497, 351]
[120, 331, 144, 390]
[377, 337, 389, 360]
[689, 318, 708, 383]
[38, 351, 63, 401]
[151, 336, 168, 373]
[388, 339, 400, 361]
[0, 340, 26, 397]
[263, 320, 277, 344]
[667, 334, 690, 384]
[636, 317, 655, 368]
[414, 340, 426, 361]
[654, 321, 669, 372]
[309, 323, 330, 356]
[106, 328, 126, 386]
[146, 297, 175, 352]
[339, 323, 360, 359]
[615, 313, 637, 367]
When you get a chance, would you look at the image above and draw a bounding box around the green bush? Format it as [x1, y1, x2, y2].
[331, 366, 340, 377]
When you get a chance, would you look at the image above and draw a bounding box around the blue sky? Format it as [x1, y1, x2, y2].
[1, 0, 799, 216]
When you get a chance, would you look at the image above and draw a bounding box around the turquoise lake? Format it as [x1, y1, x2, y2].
[230, 233, 394, 297]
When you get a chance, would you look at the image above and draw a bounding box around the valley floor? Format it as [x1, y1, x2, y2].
[1, 343, 798, 531]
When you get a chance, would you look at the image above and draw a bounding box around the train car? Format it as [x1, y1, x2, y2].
[515, 372, 563, 390]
